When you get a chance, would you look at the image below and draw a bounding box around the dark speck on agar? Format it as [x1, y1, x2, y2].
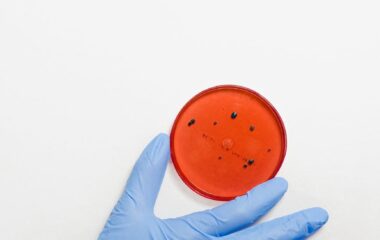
[213, 121, 218, 126]
[218, 156, 222, 160]
[188, 118, 196, 126]
[248, 159, 254, 165]
[243, 164, 248, 168]
[267, 148, 271, 152]
[249, 125, 255, 132]
[231, 112, 237, 119]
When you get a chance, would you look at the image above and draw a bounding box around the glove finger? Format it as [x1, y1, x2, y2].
[172, 177, 288, 237]
[117, 133, 170, 212]
[222, 207, 329, 240]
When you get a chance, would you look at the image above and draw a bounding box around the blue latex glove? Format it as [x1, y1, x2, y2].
[99, 133, 328, 240]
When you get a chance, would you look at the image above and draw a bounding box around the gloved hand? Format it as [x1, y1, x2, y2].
[98, 133, 328, 240]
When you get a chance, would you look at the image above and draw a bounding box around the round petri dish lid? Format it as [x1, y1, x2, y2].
[170, 85, 287, 201]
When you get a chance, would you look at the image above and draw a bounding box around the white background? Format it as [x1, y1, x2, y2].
[1, 0, 379, 239]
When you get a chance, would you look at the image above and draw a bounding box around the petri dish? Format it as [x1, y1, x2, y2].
[170, 85, 287, 201]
